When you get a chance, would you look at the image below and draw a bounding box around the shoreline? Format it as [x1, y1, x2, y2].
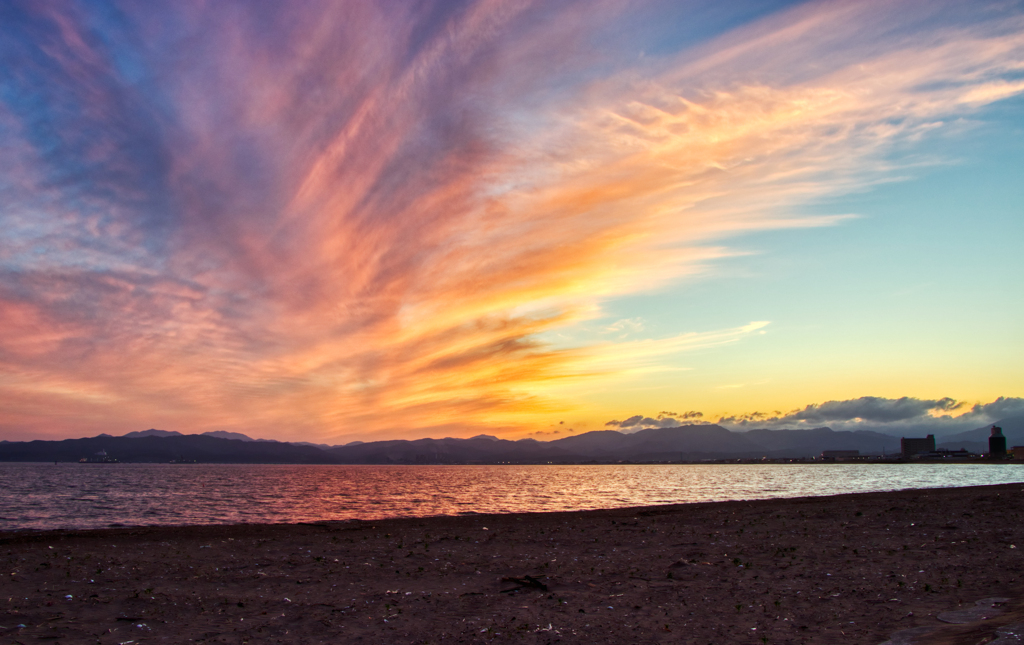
[3, 483, 1024, 643]
[4, 461, 1023, 534]
[2, 457, 1015, 465]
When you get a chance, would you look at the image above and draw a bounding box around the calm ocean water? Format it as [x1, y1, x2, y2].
[1, 462, 1022, 531]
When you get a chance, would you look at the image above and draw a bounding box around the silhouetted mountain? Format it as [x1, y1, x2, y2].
[532, 425, 762, 461]
[0, 434, 336, 464]
[201, 431, 258, 442]
[620, 425, 762, 459]
[545, 430, 631, 454]
[741, 427, 901, 456]
[323, 424, 903, 463]
[939, 416, 1024, 443]
[291, 441, 340, 450]
[122, 428, 182, 438]
[324, 436, 571, 464]
[936, 416, 1024, 453]
[0, 424, 937, 464]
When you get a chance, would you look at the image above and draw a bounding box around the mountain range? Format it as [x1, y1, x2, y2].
[1, 417, 1019, 464]
[934, 415, 1024, 453]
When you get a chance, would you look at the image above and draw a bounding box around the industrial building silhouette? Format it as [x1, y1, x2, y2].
[900, 434, 935, 458]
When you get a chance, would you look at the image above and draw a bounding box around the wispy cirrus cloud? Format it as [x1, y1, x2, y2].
[1, 0, 1022, 441]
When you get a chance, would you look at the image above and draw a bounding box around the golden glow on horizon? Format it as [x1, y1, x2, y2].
[0, 1, 1022, 442]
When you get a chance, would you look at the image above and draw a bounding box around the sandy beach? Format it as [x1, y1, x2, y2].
[2, 483, 1023, 644]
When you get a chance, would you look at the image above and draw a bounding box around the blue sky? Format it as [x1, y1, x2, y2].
[0, 0, 1021, 442]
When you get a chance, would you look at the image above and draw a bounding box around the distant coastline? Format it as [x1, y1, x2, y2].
[2, 419, 1022, 465]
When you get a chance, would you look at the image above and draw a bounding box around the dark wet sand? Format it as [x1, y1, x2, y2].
[2, 483, 1024, 644]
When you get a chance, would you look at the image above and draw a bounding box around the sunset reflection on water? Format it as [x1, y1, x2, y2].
[2, 463, 1022, 531]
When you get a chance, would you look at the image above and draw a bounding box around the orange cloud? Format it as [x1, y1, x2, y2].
[1, 1, 1022, 441]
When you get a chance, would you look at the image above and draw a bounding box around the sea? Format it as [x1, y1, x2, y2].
[1, 462, 1022, 531]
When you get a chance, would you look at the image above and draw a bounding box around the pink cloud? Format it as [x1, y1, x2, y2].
[1, 1, 1022, 442]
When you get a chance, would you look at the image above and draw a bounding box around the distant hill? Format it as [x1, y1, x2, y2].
[939, 415, 1024, 443]
[201, 431, 258, 442]
[741, 427, 901, 456]
[936, 415, 1024, 453]
[322, 424, 904, 464]
[0, 434, 336, 464]
[0, 424, 927, 464]
[122, 428, 182, 438]
[550, 425, 762, 461]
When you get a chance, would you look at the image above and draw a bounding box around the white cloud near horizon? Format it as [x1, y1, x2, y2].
[1, 0, 1022, 442]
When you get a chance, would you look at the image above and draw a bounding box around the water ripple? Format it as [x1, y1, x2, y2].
[0, 463, 1021, 531]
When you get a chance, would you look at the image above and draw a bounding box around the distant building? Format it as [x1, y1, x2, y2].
[1010, 446, 1024, 460]
[821, 450, 860, 460]
[989, 426, 1007, 458]
[919, 448, 972, 459]
[901, 435, 935, 458]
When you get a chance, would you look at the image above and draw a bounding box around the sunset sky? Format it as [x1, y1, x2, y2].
[1, 0, 1022, 443]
